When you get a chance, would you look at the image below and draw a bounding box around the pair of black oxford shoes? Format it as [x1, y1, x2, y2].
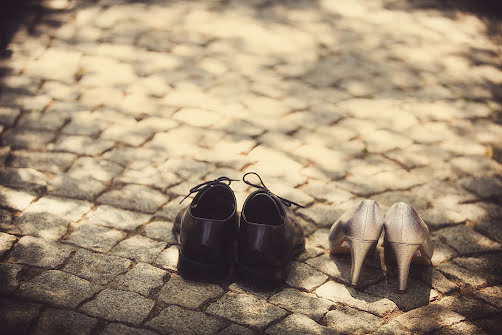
[173, 172, 305, 287]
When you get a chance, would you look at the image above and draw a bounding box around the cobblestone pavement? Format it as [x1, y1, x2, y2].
[1, 0, 502, 334]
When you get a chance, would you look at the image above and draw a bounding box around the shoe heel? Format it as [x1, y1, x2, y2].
[348, 238, 377, 287]
[236, 262, 288, 288]
[177, 251, 227, 281]
[389, 242, 419, 293]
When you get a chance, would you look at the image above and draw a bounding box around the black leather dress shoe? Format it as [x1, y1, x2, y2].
[237, 172, 305, 287]
[174, 177, 238, 280]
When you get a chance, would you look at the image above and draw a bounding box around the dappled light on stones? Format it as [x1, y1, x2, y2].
[1, 0, 502, 334]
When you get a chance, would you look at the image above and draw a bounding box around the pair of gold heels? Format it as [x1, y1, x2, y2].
[329, 200, 433, 293]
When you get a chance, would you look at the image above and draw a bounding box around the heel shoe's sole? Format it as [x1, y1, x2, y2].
[177, 250, 229, 281]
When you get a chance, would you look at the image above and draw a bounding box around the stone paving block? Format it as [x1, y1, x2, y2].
[315, 281, 397, 316]
[17, 109, 70, 131]
[434, 225, 502, 255]
[80, 289, 154, 325]
[9, 150, 76, 174]
[438, 263, 488, 289]
[0, 167, 47, 194]
[269, 288, 333, 321]
[436, 295, 499, 320]
[154, 245, 179, 270]
[0, 232, 16, 257]
[430, 321, 490, 335]
[297, 204, 344, 228]
[146, 305, 225, 335]
[0, 185, 34, 211]
[301, 180, 354, 205]
[41, 80, 81, 101]
[0, 263, 22, 294]
[97, 184, 168, 213]
[18, 270, 101, 308]
[374, 320, 413, 335]
[285, 261, 328, 291]
[155, 197, 185, 221]
[217, 324, 258, 335]
[158, 274, 223, 308]
[116, 163, 181, 189]
[33, 308, 98, 335]
[453, 254, 502, 285]
[207, 292, 288, 329]
[297, 246, 324, 262]
[476, 286, 502, 309]
[15, 197, 92, 240]
[113, 262, 167, 297]
[265, 313, 336, 335]
[62, 110, 107, 136]
[306, 254, 383, 288]
[10, 236, 73, 268]
[99, 323, 157, 335]
[473, 221, 502, 244]
[100, 323, 158, 335]
[430, 235, 458, 266]
[390, 303, 465, 333]
[65, 222, 126, 253]
[103, 146, 165, 166]
[305, 229, 330, 250]
[450, 155, 502, 177]
[2, 129, 55, 150]
[325, 305, 384, 335]
[68, 157, 123, 183]
[364, 278, 439, 311]
[0, 106, 20, 126]
[461, 176, 502, 198]
[87, 205, 151, 232]
[0, 298, 41, 335]
[144, 220, 175, 244]
[110, 235, 166, 262]
[53, 135, 115, 156]
[64, 249, 132, 285]
[49, 174, 107, 201]
[25, 48, 80, 83]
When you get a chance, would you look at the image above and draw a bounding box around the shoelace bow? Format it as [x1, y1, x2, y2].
[243, 172, 305, 208]
[179, 176, 238, 204]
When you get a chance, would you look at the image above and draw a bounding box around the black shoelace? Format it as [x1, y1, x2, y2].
[243, 172, 305, 208]
[179, 176, 238, 204]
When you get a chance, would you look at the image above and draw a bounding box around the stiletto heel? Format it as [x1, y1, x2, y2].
[384, 202, 433, 293]
[348, 238, 378, 287]
[389, 242, 419, 293]
[329, 200, 384, 287]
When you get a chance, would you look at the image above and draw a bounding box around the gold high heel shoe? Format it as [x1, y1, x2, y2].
[329, 200, 384, 287]
[384, 202, 433, 293]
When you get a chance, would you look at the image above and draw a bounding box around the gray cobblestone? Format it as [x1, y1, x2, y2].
[269, 288, 333, 321]
[113, 262, 167, 296]
[207, 292, 288, 329]
[10, 236, 73, 268]
[0, 263, 22, 294]
[110, 235, 166, 262]
[65, 222, 126, 253]
[147, 305, 225, 335]
[98, 185, 168, 213]
[64, 249, 132, 285]
[158, 274, 222, 308]
[18, 270, 101, 308]
[1, 1, 502, 333]
[33, 308, 98, 335]
[0, 298, 41, 335]
[80, 289, 154, 325]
